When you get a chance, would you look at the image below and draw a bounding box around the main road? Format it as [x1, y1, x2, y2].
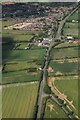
[36, 6, 79, 119]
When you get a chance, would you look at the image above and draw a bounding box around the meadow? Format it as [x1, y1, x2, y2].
[2, 82, 38, 118]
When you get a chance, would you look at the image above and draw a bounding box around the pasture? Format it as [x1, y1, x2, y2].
[50, 47, 78, 60]
[54, 76, 78, 115]
[2, 70, 40, 84]
[44, 99, 67, 118]
[2, 82, 38, 118]
[63, 10, 79, 38]
[54, 42, 79, 48]
[3, 49, 46, 63]
[49, 60, 78, 76]
[68, 10, 78, 21]
[3, 61, 38, 72]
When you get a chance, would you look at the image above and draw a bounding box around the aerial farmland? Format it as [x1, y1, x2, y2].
[1, 2, 79, 119]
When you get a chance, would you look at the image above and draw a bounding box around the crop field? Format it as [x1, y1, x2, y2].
[2, 82, 38, 118]
[49, 60, 78, 76]
[50, 47, 78, 60]
[44, 99, 67, 118]
[54, 76, 78, 115]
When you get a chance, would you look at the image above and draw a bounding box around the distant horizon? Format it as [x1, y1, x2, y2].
[1, 0, 79, 3]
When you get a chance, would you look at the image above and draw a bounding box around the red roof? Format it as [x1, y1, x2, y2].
[3, 2, 15, 5]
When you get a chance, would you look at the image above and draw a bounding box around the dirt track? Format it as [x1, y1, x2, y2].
[48, 77, 76, 110]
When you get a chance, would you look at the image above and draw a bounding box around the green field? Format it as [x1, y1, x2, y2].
[2, 70, 40, 84]
[15, 43, 29, 49]
[44, 99, 67, 118]
[49, 60, 78, 76]
[2, 21, 19, 27]
[63, 10, 79, 38]
[68, 10, 79, 21]
[54, 76, 78, 115]
[2, 40, 46, 84]
[3, 61, 38, 72]
[63, 27, 78, 37]
[2, 20, 46, 84]
[2, 82, 38, 118]
[3, 49, 46, 63]
[50, 47, 78, 60]
[54, 42, 79, 48]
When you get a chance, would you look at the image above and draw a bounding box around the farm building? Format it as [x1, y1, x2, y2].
[66, 36, 74, 40]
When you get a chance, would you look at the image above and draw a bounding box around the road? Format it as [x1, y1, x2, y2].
[36, 47, 51, 119]
[55, 6, 79, 40]
[36, 6, 79, 119]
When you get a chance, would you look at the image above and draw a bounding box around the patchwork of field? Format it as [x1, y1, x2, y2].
[54, 76, 78, 115]
[2, 82, 38, 118]
[2, 21, 43, 42]
[63, 10, 79, 38]
[2, 45, 46, 84]
[50, 47, 78, 60]
[2, 20, 46, 85]
[44, 99, 67, 118]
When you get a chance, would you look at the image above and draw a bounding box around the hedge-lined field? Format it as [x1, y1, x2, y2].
[44, 99, 67, 118]
[54, 42, 79, 48]
[63, 10, 79, 38]
[68, 10, 78, 21]
[3, 61, 38, 72]
[50, 47, 78, 60]
[54, 76, 78, 115]
[3, 49, 46, 63]
[2, 82, 38, 118]
[2, 70, 41, 84]
[49, 60, 78, 76]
